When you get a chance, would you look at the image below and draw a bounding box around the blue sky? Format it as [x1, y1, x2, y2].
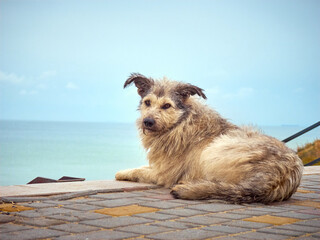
[0, 0, 319, 126]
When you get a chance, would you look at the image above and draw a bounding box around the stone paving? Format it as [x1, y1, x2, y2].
[0, 169, 319, 239]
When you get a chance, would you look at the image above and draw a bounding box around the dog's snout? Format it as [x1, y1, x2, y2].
[143, 118, 155, 128]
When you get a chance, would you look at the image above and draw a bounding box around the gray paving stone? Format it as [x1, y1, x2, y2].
[0, 223, 33, 233]
[158, 208, 206, 217]
[139, 200, 185, 209]
[294, 219, 320, 228]
[249, 206, 294, 213]
[276, 204, 316, 211]
[15, 207, 76, 218]
[22, 201, 58, 208]
[230, 209, 272, 216]
[0, 214, 15, 223]
[237, 231, 289, 239]
[293, 193, 320, 199]
[149, 228, 225, 240]
[298, 208, 320, 216]
[257, 227, 306, 237]
[116, 224, 172, 234]
[135, 196, 163, 202]
[209, 212, 252, 220]
[272, 211, 318, 219]
[312, 233, 320, 238]
[1, 228, 67, 240]
[214, 236, 247, 240]
[187, 203, 244, 212]
[91, 191, 144, 199]
[87, 198, 143, 207]
[66, 197, 101, 203]
[152, 220, 201, 229]
[81, 216, 152, 228]
[50, 223, 100, 233]
[294, 236, 320, 240]
[62, 203, 101, 211]
[170, 199, 204, 205]
[15, 217, 65, 227]
[202, 225, 250, 234]
[13, 209, 44, 218]
[275, 223, 320, 233]
[44, 200, 74, 205]
[135, 212, 179, 220]
[55, 229, 138, 240]
[47, 210, 109, 222]
[222, 220, 272, 229]
[178, 215, 228, 225]
[142, 188, 172, 195]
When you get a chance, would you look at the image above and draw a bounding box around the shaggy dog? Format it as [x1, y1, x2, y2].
[116, 73, 303, 203]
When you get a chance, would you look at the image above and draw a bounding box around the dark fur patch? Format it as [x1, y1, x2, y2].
[175, 83, 207, 100]
[124, 73, 154, 98]
[153, 86, 165, 98]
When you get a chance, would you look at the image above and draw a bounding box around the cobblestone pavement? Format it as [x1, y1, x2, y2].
[1, 172, 319, 240]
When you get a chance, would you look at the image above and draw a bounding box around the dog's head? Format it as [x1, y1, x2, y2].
[124, 73, 206, 134]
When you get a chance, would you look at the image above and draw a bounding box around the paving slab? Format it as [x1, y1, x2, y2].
[178, 215, 229, 225]
[202, 225, 250, 234]
[15, 217, 65, 227]
[149, 228, 225, 240]
[116, 223, 173, 235]
[1, 228, 68, 240]
[55, 229, 138, 240]
[81, 216, 152, 228]
[236, 231, 289, 239]
[0, 180, 158, 197]
[151, 220, 201, 229]
[50, 222, 100, 233]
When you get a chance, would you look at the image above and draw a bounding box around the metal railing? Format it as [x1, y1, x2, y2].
[282, 121, 320, 166]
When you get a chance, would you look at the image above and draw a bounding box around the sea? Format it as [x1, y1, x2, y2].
[0, 120, 319, 186]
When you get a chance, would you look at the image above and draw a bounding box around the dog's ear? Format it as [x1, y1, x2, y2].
[175, 83, 207, 100]
[124, 73, 154, 97]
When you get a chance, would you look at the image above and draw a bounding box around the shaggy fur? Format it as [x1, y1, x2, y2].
[115, 73, 304, 204]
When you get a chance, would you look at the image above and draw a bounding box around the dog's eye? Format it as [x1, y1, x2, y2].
[162, 103, 171, 109]
[144, 100, 151, 107]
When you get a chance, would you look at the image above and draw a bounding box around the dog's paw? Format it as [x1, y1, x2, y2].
[171, 184, 199, 200]
[115, 170, 132, 181]
[170, 185, 187, 199]
[115, 169, 140, 182]
[170, 189, 181, 199]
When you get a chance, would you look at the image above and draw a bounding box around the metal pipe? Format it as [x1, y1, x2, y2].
[282, 121, 320, 143]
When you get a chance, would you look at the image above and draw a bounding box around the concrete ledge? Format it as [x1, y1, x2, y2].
[303, 165, 320, 175]
[0, 180, 158, 198]
[1, 166, 319, 200]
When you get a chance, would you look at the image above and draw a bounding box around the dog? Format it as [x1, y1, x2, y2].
[115, 73, 303, 203]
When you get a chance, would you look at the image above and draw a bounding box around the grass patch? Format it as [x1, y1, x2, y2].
[297, 139, 320, 166]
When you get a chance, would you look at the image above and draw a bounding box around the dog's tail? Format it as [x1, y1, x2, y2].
[170, 174, 301, 204]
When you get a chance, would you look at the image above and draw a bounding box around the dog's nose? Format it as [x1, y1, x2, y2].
[143, 118, 155, 128]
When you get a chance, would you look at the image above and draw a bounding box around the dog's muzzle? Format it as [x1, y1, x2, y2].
[143, 118, 155, 128]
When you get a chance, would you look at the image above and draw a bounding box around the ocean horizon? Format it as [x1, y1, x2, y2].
[0, 120, 319, 186]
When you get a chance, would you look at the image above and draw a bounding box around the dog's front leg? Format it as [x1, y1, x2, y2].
[115, 166, 156, 184]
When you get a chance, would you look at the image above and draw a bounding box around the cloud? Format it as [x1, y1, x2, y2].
[0, 70, 25, 84]
[66, 82, 78, 89]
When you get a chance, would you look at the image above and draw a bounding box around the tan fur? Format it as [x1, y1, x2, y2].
[116, 73, 304, 204]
